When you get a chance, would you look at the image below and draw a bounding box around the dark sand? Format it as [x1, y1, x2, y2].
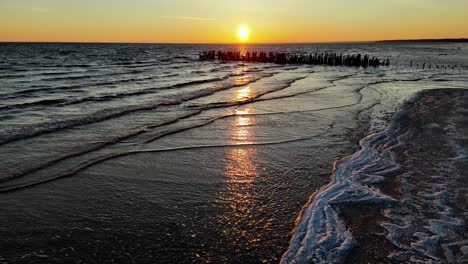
[343, 89, 468, 263]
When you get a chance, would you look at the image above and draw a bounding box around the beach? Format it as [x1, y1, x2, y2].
[0, 43, 467, 263]
[282, 89, 468, 263]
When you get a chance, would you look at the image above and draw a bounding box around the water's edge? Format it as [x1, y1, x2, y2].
[281, 88, 468, 263]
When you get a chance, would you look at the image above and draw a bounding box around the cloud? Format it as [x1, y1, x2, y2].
[162, 16, 216, 21]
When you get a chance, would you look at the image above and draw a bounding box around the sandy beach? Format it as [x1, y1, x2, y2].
[282, 89, 468, 263]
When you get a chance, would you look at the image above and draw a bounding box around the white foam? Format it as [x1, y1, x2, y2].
[281, 91, 467, 263]
[281, 127, 401, 263]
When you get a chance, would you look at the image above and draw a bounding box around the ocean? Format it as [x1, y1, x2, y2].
[0, 42, 467, 263]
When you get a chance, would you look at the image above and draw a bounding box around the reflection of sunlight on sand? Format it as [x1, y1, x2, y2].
[212, 104, 263, 252]
[235, 66, 247, 76]
[209, 146, 262, 255]
[238, 116, 251, 126]
[235, 109, 250, 115]
[218, 147, 261, 250]
[236, 126, 250, 141]
[231, 109, 255, 144]
[237, 86, 252, 101]
[233, 77, 251, 86]
[225, 148, 258, 184]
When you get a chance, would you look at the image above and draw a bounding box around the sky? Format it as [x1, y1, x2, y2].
[1, 0, 468, 43]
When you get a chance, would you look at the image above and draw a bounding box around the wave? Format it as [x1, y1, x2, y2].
[123, 62, 167, 69]
[1, 73, 209, 101]
[114, 60, 151, 66]
[0, 73, 270, 145]
[56, 74, 261, 106]
[1, 70, 273, 111]
[281, 89, 468, 263]
[210, 65, 233, 72]
[0, 99, 68, 111]
[0, 134, 319, 193]
[0, 73, 312, 190]
[187, 75, 307, 110]
[1, 69, 254, 102]
[0, 109, 204, 184]
[0, 70, 91, 79]
[0, 74, 28, 79]
[39, 70, 144, 82]
[58, 64, 93, 68]
[1, 104, 347, 187]
[172, 55, 195, 60]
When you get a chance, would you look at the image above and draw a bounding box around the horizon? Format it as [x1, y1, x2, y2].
[1, 0, 468, 43]
[1, 38, 468, 45]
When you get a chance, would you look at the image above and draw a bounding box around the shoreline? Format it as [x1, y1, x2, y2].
[377, 38, 468, 43]
[282, 89, 468, 263]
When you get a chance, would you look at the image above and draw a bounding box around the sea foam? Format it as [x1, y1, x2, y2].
[281, 89, 467, 263]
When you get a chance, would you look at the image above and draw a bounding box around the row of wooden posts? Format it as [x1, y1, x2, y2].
[199, 50, 390, 67]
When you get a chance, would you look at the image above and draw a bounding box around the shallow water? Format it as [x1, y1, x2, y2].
[0, 43, 467, 263]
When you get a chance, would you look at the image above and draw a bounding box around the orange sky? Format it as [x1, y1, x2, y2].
[1, 0, 467, 43]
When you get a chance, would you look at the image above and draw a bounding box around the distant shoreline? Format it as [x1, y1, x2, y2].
[377, 38, 468, 43]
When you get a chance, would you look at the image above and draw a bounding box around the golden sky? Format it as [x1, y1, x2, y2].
[1, 0, 467, 43]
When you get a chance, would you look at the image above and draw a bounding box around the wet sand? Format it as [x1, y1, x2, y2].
[283, 89, 468, 263]
[349, 89, 468, 263]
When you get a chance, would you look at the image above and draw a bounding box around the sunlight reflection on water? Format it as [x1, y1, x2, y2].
[237, 86, 253, 101]
[212, 99, 265, 254]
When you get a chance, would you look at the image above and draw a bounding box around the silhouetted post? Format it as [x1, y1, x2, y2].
[199, 50, 389, 68]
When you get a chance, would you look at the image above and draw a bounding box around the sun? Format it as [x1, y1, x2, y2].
[237, 25, 250, 42]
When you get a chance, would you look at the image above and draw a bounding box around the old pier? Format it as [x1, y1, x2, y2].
[199, 50, 389, 67]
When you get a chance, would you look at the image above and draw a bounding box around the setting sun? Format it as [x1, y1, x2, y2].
[237, 25, 250, 42]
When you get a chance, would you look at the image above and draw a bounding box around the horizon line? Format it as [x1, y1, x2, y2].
[1, 38, 467, 45]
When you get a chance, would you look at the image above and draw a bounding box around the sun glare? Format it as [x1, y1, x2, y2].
[237, 25, 250, 42]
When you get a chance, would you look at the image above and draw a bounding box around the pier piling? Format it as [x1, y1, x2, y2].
[199, 50, 389, 68]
